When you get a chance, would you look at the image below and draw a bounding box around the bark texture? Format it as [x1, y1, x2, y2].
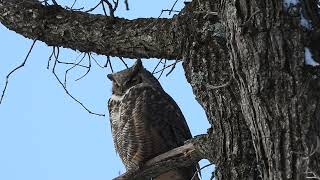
[1, 0, 320, 179]
[0, 0, 180, 59]
[114, 138, 204, 180]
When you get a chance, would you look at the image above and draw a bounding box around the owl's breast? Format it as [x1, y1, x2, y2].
[108, 96, 122, 131]
[108, 85, 138, 128]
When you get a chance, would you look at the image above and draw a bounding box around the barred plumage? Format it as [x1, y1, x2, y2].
[107, 59, 199, 180]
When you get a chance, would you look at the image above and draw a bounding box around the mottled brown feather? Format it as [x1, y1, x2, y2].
[108, 62, 199, 179]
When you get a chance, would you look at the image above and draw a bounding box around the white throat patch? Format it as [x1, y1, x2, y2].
[110, 85, 136, 102]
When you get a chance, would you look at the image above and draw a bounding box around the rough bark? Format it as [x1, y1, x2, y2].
[0, 0, 180, 59]
[183, 0, 320, 179]
[223, 0, 320, 179]
[1, 0, 320, 179]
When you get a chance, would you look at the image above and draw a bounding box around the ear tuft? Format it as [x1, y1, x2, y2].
[131, 59, 143, 74]
[107, 74, 113, 81]
[134, 59, 143, 69]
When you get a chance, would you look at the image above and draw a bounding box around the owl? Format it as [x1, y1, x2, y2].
[107, 59, 199, 180]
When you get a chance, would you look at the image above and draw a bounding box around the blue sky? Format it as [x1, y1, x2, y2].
[0, 0, 213, 179]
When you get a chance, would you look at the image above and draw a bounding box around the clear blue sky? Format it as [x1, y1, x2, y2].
[0, 0, 213, 179]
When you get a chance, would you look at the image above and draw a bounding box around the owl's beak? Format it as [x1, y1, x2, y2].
[107, 74, 113, 81]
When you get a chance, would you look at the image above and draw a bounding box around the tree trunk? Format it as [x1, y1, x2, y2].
[182, 0, 320, 179]
[1, 0, 319, 179]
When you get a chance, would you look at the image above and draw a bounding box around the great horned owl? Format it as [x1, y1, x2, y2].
[107, 59, 198, 180]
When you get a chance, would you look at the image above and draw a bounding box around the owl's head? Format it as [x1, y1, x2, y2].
[107, 59, 162, 96]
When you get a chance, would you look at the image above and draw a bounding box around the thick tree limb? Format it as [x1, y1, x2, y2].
[114, 143, 200, 180]
[114, 134, 211, 180]
[0, 0, 181, 60]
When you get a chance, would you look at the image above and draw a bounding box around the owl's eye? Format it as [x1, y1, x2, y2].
[131, 78, 138, 83]
[132, 76, 141, 83]
[126, 76, 141, 86]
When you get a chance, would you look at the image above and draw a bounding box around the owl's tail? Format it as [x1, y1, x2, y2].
[154, 166, 199, 180]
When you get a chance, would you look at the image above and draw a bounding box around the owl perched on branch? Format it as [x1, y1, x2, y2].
[107, 59, 198, 180]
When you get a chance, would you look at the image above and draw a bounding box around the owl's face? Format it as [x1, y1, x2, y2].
[109, 73, 142, 96]
[107, 59, 162, 96]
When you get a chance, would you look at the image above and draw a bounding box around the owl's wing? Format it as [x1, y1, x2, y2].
[115, 84, 198, 178]
[121, 84, 193, 153]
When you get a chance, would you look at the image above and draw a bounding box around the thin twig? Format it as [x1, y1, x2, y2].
[104, 0, 113, 15]
[157, 59, 167, 79]
[105, 56, 114, 73]
[158, 9, 180, 18]
[65, 0, 84, 11]
[108, 56, 114, 72]
[64, 53, 87, 87]
[52, 0, 58, 5]
[53, 46, 60, 63]
[153, 60, 182, 75]
[169, 0, 179, 15]
[75, 55, 92, 81]
[119, 57, 129, 69]
[101, 0, 108, 16]
[0, 39, 37, 104]
[152, 59, 163, 74]
[103, 0, 115, 17]
[166, 60, 179, 76]
[51, 49, 104, 117]
[57, 60, 89, 68]
[47, 47, 55, 69]
[124, 0, 129, 10]
[70, 0, 77, 9]
[90, 54, 104, 68]
[40, 0, 50, 6]
[191, 163, 214, 180]
[113, 0, 120, 10]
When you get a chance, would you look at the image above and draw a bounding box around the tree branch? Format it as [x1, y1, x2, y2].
[114, 134, 212, 180]
[0, 0, 181, 60]
[0, 39, 37, 104]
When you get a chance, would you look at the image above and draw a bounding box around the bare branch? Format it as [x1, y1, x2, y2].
[51, 49, 105, 117]
[90, 54, 105, 68]
[152, 59, 163, 74]
[0, 39, 37, 105]
[114, 141, 203, 180]
[0, 0, 180, 60]
[124, 0, 129, 10]
[47, 47, 55, 69]
[169, 0, 180, 15]
[70, 0, 77, 9]
[57, 60, 89, 69]
[103, 0, 119, 17]
[119, 57, 129, 69]
[166, 60, 179, 76]
[105, 56, 114, 73]
[191, 163, 213, 180]
[157, 59, 167, 79]
[75, 55, 92, 81]
[158, 9, 180, 18]
[100, 0, 108, 16]
[52, 0, 58, 5]
[152, 60, 182, 77]
[64, 53, 87, 87]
